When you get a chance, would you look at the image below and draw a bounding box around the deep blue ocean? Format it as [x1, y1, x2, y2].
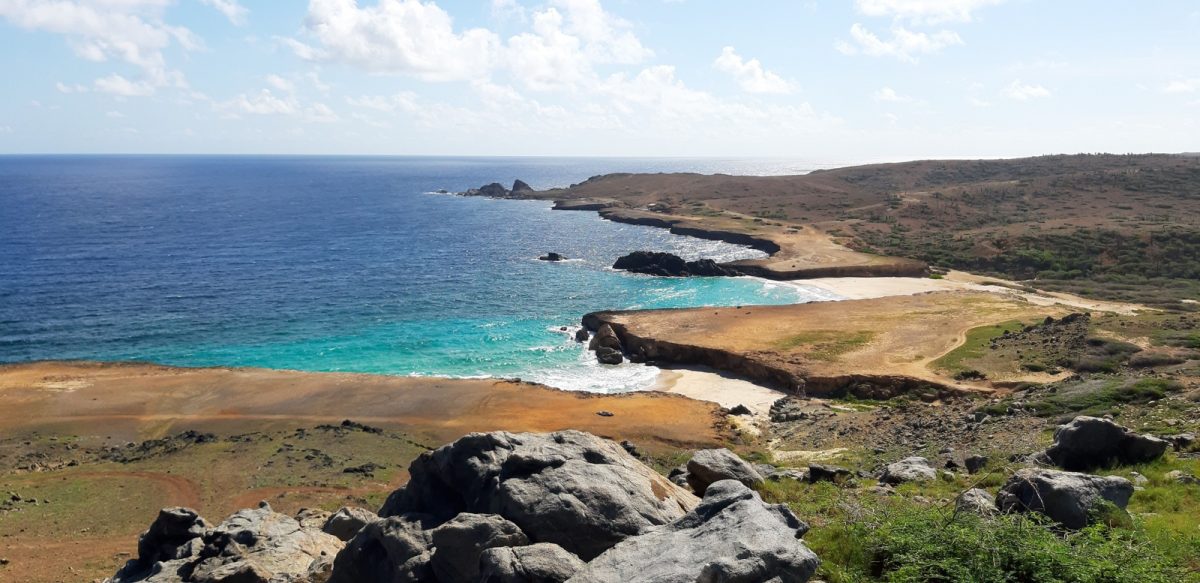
[0, 156, 840, 392]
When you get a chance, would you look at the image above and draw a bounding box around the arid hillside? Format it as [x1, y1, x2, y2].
[542, 154, 1200, 306]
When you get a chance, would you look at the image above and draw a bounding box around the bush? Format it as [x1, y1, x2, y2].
[1128, 353, 1187, 368]
[837, 504, 1189, 582]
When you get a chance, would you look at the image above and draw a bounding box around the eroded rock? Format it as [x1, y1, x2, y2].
[685, 449, 764, 495]
[322, 507, 379, 542]
[430, 513, 529, 583]
[567, 480, 818, 583]
[1041, 416, 1169, 471]
[480, 543, 584, 583]
[378, 431, 697, 561]
[879, 457, 936, 485]
[997, 468, 1134, 529]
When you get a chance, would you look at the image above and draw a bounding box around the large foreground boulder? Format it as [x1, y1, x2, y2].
[997, 468, 1134, 529]
[378, 431, 698, 561]
[685, 448, 765, 495]
[567, 480, 818, 583]
[430, 513, 529, 583]
[328, 514, 437, 583]
[612, 251, 739, 277]
[113, 503, 343, 583]
[480, 543, 585, 583]
[1040, 416, 1170, 471]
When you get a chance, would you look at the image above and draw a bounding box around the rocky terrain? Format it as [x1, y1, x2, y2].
[101, 416, 1197, 582]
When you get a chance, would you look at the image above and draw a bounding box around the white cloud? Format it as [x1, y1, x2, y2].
[221, 89, 298, 116]
[873, 86, 911, 102]
[969, 97, 992, 107]
[265, 74, 295, 93]
[105, 110, 126, 118]
[491, 0, 525, 21]
[854, 0, 1007, 24]
[289, 0, 651, 92]
[713, 46, 795, 94]
[1005, 80, 1050, 101]
[0, 0, 199, 94]
[306, 71, 331, 93]
[93, 74, 156, 96]
[199, 0, 248, 26]
[287, 0, 501, 81]
[0, 125, 12, 134]
[55, 81, 88, 93]
[1163, 79, 1200, 94]
[837, 24, 962, 62]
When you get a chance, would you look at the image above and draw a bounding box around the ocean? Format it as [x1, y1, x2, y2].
[0, 156, 840, 392]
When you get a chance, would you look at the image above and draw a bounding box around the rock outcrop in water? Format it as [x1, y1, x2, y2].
[461, 180, 537, 200]
[110, 431, 820, 583]
[612, 251, 740, 277]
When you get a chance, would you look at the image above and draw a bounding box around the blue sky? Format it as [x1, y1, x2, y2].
[0, 0, 1197, 160]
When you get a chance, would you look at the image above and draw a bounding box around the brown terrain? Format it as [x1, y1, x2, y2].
[584, 291, 1071, 398]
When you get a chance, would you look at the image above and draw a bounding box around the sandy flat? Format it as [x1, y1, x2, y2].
[653, 366, 787, 416]
[0, 361, 728, 451]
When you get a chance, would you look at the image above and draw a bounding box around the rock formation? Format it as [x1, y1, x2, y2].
[1039, 416, 1170, 471]
[587, 324, 624, 365]
[879, 457, 937, 484]
[612, 251, 740, 277]
[378, 431, 697, 561]
[996, 468, 1134, 529]
[568, 480, 818, 583]
[110, 431, 824, 583]
[684, 448, 765, 495]
[111, 503, 343, 583]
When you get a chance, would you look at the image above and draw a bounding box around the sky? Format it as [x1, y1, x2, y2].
[0, 0, 1198, 160]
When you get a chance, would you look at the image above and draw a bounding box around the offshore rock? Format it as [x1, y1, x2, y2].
[612, 251, 739, 277]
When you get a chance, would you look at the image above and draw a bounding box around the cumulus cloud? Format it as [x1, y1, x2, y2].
[218, 87, 340, 123]
[200, 0, 248, 26]
[873, 86, 911, 102]
[713, 46, 795, 94]
[93, 74, 157, 96]
[286, 0, 500, 81]
[287, 0, 651, 91]
[1163, 79, 1200, 94]
[854, 0, 1007, 24]
[0, 0, 199, 95]
[1005, 80, 1050, 101]
[836, 23, 962, 62]
[265, 74, 295, 93]
[56, 81, 89, 93]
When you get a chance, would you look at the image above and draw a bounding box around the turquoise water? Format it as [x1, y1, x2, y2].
[0, 156, 840, 392]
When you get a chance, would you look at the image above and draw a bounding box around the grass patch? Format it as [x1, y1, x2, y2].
[932, 320, 1026, 374]
[775, 330, 876, 361]
[1022, 377, 1186, 418]
[758, 466, 1200, 582]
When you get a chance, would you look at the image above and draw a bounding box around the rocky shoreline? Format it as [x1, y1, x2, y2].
[580, 310, 961, 400]
[455, 180, 928, 281]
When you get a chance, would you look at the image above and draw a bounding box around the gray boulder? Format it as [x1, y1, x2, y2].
[573, 328, 589, 343]
[479, 543, 585, 583]
[378, 431, 697, 561]
[328, 514, 437, 583]
[955, 488, 996, 516]
[323, 507, 379, 542]
[430, 513, 529, 583]
[997, 468, 1134, 529]
[1041, 416, 1169, 471]
[685, 448, 764, 495]
[879, 457, 936, 484]
[114, 503, 344, 583]
[567, 480, 818, 583]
